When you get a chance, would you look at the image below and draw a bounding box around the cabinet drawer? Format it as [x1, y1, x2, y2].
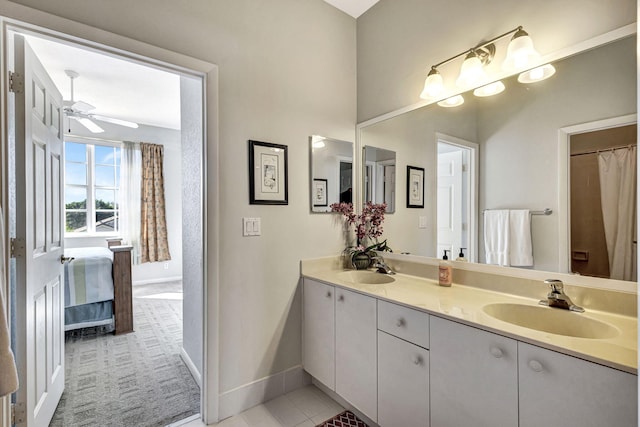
[378, 300, 429, 348]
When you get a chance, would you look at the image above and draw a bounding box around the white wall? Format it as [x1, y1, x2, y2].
[4, 0, 357, 413]
[357, 0, 637, 122]
[63, 120, 183, 283]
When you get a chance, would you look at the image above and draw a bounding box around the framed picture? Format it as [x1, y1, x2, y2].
[249, 140, 288, 205]
[407, 165, 424, 208]
[312, 179, 328, 207]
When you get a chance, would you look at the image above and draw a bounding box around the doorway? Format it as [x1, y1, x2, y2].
[436, 134, 478, 262]
[2, 23, 208, 427]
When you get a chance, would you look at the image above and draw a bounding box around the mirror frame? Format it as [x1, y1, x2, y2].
[355, 23, 637, 292]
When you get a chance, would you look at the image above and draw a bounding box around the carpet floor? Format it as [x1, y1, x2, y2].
[50, 281, 200, 427]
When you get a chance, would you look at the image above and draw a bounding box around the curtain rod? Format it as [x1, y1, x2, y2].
[571, 144, 636, 157]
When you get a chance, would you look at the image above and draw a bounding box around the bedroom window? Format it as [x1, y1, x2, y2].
[65, 141, 121, 234]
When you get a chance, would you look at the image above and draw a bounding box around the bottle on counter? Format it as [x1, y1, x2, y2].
[456, 248, 468, 262]
[439, 250, 452, 287]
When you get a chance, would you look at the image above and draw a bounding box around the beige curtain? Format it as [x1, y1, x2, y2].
[140, 143, 171, 263]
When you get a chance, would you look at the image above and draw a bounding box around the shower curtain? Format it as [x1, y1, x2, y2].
[598, 146, 637, 281]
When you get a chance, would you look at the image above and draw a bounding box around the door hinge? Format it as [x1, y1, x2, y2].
[11, 402, 25, 425]
[8, 71, 24, 94]
[10, 238, 25, 259]
[462, 164, 467, 172]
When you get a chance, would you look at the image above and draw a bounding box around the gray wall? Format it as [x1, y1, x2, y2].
[180, 75, 204, 378]
[5, 0, 357, 399]
[357, 0, 636, 122]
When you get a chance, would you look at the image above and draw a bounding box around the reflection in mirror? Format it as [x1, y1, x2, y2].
[358, 33, 636, 282]
[310, 136, 353, 212]
[363, 146, 396, 212]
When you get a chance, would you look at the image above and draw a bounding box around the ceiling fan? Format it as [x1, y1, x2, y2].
[63, 69, 139, 134]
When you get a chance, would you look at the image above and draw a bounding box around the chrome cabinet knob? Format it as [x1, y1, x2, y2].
[338, 295, 344, 302]
[326, 291, 332, 298]
[528, 360, 544, 372]
[413, 356, 422, 365]
[490, 346, 504, 358]
[396, 318, 405, 327]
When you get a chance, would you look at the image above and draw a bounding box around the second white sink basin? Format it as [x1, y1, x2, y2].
[337, 270, 396, 285]
[482, 303, 619, 339]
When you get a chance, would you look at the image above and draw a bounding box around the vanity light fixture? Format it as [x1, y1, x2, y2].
[502, 27, 541, 72]
[420, 26, 542, 101]
[473, 81, 506, 97]
[518, 64, 556, 83]
[437, 95, 464, 108]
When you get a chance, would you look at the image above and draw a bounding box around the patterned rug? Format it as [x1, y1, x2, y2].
[316, 410, 369, 427]
[50, 282, 200, 427]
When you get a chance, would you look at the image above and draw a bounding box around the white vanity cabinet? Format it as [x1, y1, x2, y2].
[430, 316, 519, 427]
[335, 287, 378, 421]
[302, 279, 378, 421]
[377, 300, 430, 426]
[518, 342, 638, 427]
[302, 279, 335, 389]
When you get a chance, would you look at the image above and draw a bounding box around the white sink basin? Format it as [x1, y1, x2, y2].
[337, 270, 396, 285]
[482, 303, 619, 339]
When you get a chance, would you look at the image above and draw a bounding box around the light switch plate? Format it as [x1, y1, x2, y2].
[419, 216, 427, 229]
[243, 217, 261, 236]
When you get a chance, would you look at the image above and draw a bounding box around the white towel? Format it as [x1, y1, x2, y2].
[509, 209, 534, 266]
[0, 206, 19, 397]
[484, 210, 510, 266]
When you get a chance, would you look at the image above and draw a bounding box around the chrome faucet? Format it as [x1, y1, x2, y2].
[539, 279, 584, 312]
[371, 255, 395, 275]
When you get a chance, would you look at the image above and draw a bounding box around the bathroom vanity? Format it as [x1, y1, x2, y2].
[301, 255, 637, 427]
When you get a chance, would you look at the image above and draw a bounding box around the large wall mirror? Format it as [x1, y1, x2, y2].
[358, 29, 636, 283]
[309, 135, 354, 212]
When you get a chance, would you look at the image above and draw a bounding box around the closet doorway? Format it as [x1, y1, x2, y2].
[3, 22, 208, 427]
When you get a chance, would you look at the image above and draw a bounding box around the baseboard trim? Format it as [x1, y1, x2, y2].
[218, 365, 311, 420]
[180, 347, 202, 387]
[132, 276, 182, 286]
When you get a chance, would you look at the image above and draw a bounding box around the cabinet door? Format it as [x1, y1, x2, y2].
[430, 316, 518, 427]
[519, 342, 638, 427]
[335, 288, 377, 421]
[378, 331, 429, 426]
[303, 279, 335, 389]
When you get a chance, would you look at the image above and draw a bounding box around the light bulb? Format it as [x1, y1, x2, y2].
[518, 64, 556, 83]
[420, 68, 445, 99]
[456, 51, 487, 88]
[473, 81, 506, 97]
[503, 28, 540, 72]
[437, 95, 464, 108]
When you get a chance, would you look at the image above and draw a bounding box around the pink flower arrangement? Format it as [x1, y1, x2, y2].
[330, 202, 391, 254]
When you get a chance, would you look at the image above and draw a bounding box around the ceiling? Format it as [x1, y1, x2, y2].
[323, 0, 379, 18]
[25, 35, 181, 131]
[23, 1, 378, 133]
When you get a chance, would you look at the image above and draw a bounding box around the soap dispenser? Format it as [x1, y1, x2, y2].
[438, 250, 452, 287]
[456, 248, 468, 262]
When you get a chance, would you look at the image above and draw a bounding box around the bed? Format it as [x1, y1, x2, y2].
[63, 240, 133, 334]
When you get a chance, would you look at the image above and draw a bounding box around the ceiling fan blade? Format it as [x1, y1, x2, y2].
[92, 114, 139, 129]
[73, 117, 104, 133]
[71, 101, 96, 113]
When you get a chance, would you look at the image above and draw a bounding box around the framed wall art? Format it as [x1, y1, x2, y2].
[249, 140, 288, 205]
[312, 178, 328, 207]
[407, 165, 424, 208]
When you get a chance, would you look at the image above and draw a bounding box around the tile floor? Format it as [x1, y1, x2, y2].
[175, 385, 344, 427]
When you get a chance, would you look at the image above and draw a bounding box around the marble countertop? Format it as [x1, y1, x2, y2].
[301, 258, 637, 374]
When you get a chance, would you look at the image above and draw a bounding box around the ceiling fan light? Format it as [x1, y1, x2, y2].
[76, 117, 105, 133]
[518, 64, 556, 83]
[456, 51, 487, 88]
[420, 67, 445, 99]
[473, 81, 506, 97]
[503, 28, 540, 72]
[437, 94, 464, 108]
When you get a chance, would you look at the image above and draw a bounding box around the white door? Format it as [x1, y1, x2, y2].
[437, 149, 463, 258]
[11, 34, 65, 427]
[383, 164, 395, 212]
